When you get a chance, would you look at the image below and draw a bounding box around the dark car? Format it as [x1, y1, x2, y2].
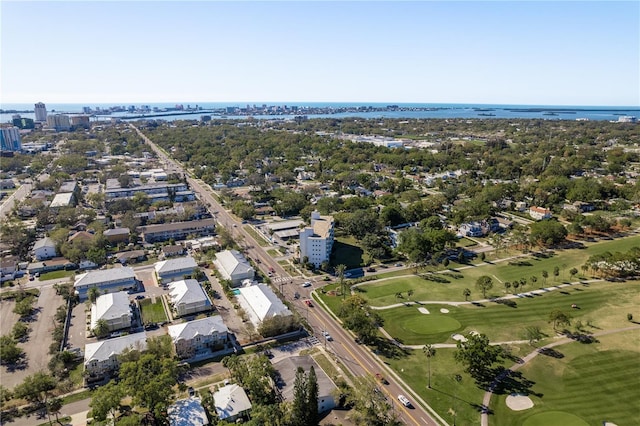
[144, 323, 159, 330]
[188, 387, 196, 397]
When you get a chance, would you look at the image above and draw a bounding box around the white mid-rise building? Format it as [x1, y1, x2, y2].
[299, 211, 334, 268]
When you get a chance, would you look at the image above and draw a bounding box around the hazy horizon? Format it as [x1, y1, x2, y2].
[2, 2, 638, 106]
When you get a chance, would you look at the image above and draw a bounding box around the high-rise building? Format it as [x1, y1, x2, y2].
[0, 127, 22, 152]
[34, 102, 47, 122]
[299, 211, 335, 268]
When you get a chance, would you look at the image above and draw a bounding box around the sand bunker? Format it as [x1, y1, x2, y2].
[506, 394, 534, 411]
[440, 308, 450, 313]
[603, 423, 618, 426]
[418, 307, 430, 314]
[452, 334, 467, 342]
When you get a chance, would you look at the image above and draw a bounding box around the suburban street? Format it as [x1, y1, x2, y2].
[130, 124, 441, 425]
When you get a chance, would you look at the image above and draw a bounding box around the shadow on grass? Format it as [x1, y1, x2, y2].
[494, 298, 518, 308]
[538, 347, 564, 358]
[493, 369, 542, 398]
[372, 337, 410, 359]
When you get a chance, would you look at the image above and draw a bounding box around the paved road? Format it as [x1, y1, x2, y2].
[130, 124, 443, 425]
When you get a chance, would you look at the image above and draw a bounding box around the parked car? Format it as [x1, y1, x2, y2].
[135, 295, 145, 300]
[188, 386, 195, 397]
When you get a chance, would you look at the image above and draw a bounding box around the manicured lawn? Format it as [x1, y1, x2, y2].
[267, 249, 279, 257]
[243, 225, 270, 247]
[39, 270, 76, 281]
[139, 298, 167, 324]
[491, 332, 640, 426]
[377, 281, 640, 344]
[357, 234, 640, 306]
[330, 236, 364, 268]
[382, 347, 490, 426]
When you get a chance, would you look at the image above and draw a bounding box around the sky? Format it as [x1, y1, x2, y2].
[1, 1, 639, 106]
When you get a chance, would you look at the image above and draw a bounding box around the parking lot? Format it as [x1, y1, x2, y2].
[0, 285, 64, 389]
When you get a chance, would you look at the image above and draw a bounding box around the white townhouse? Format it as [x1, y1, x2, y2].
[84, 332, 147, 381]
[74, 267, 138, 300]
[90, 291, 133, 332]
[168, 315, 228, 359]
[213, 384, 252, 423]
[167, 279, 212, 317]
[214, 250, 254, 286]
[155, 256, 198, 284]
[32, 237, 57, 261]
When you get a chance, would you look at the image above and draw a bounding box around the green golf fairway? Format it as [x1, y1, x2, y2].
[522, 411, 589, 426]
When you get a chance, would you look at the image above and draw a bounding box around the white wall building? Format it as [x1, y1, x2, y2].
[90, 291, 132, 332]
[213, 384, 252, 423]
[155, 256, 198, 284]
[236, 284, 292, 328]
[167, 279, 212, 317]
[168, 315, 228, 359]
[74, 267, 138, 300]
[213, 250, 254, 286]
[84, 332, 147, 380]
[32, 237, 57, 260]
[299, 211, 334, 268]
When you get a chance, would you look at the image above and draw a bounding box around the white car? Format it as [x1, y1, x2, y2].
[397, 395, 411, 407]
[302, 282, 312, 288]
[322, 331, 333, 341]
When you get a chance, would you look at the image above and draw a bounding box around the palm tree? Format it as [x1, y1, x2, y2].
[335, 264, 347, 300]
[88, 287, 100, 304]
[423, 344, 436, 388]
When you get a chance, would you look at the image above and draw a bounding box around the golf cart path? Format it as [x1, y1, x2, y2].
[480, 325, 640, 426]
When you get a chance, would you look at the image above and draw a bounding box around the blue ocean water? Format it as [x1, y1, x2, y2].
[1, 102, 639, 122]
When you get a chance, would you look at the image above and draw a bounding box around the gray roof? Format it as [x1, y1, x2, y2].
[90, 291, 131, 329]
[168, 279, 209, 306]
[155, 256, 197, 275]
[168, 315, 228, 342]
[104, 227, 130, 236]
[213, 384, 252, 420]
[168, 397, 209, 426]
[74, 267, 135, 288]
[214, 250, 253, 278]
[33, 237, 56, 250]
[273, 355, 337, 402]
[84, 332, 147, 364]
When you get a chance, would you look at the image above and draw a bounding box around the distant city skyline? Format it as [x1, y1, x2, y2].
[1, 1, 638, 106]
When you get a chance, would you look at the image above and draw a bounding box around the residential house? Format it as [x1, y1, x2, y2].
[0, 256, 19, 282]
[167, 279, 212, 317]
[90, 291, 133, 332]
[138, 219, 216, 243]
[74, 267, 138, 300]
[68, 231, 95, 245]
[458, 221, 489, 238]
[103, 228, 130, 244]
[168, 397, 209, 426]
[32, 237, 57, 260]
[84, 332, 147, 382]
[155, 256, 198, 284]
[212, 384, 252, 423]
[27, 257, 76, 275]
[299, 211, 334, 268]
[114, 250, 146, 265]
[236, 283, 292, 328]
[168, 316, 228, 359]
[213, 250, 254, 286]
[274, 355, 337, 414]
[161, 244, 186, 258]
[529, 206, 553, 221]
[49, 192, 76, 209]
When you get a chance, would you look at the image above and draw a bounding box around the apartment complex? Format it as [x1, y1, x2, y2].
[299, 211, 334, 268]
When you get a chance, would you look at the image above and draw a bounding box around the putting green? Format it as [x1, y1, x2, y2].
[522, 411, 589, 426]
[400, 314, 461, 335]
